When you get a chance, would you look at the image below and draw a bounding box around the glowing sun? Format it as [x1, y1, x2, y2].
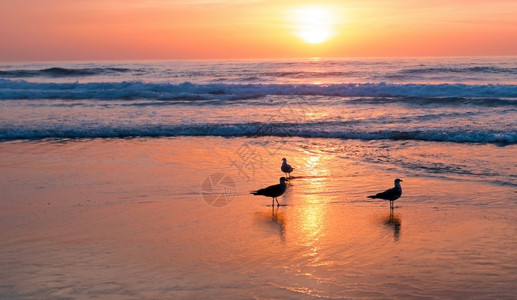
[289, 5, 336, 44]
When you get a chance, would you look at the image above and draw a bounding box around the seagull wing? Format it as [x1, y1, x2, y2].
[368, 187, 401, 200]
[281, 163, 293, 173]
[251, 183, 286, 198]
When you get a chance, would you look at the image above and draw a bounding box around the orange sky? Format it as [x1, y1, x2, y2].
[1, 0, 516, 61]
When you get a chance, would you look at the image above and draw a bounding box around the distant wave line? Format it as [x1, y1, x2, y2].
[0, 67, 133, 78]
[401, 66, 517, 75]
[1, 65, 516, 78]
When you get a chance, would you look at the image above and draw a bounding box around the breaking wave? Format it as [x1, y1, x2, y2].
[0, 67, 132, 78]
[1, 80, 516, 102]
[400, 66, 517, 75]
[1, 122, 515, 144]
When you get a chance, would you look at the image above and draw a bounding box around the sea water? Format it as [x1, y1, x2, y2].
[1, 57, 516, 143]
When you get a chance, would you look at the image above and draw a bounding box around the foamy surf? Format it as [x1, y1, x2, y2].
[1, 122, 515, 144]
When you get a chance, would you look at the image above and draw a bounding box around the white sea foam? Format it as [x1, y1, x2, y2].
[1, 122, 515, 144]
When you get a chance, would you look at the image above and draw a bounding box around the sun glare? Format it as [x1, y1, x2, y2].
[289, 5, 337, 44]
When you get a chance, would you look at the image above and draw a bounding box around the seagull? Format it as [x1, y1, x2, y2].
[368, 178, 403, 209]
[281, 158, 294, 179]
[251, 177, 288, 206]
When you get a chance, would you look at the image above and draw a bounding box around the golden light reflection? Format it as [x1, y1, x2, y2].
[293, 153, 330, 251]
[304, 154, 329, 178]
[299, 204, 324, 244]
[304, 111, 329, 122]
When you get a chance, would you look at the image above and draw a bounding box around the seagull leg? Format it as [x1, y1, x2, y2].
[276, 198, 280, 206]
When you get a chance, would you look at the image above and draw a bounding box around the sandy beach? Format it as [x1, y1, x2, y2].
[1, 136, 516, 299]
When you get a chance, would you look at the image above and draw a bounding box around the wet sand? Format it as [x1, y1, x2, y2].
[1, 137, 516, 299]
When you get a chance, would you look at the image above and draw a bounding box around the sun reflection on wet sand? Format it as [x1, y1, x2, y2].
[302, 151, 329, 178]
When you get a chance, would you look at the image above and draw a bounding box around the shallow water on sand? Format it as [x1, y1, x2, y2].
[1, 137, 516, 299]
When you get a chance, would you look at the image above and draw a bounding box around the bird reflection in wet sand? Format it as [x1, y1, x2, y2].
[271, 206, 287, 238]
[251, 177, 287, 206]
[254, 206, 287, 239]
[383, 210, 402, 241]
[368, 178, 403, 209]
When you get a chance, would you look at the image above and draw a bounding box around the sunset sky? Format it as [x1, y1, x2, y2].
[1, 0, 516, 61]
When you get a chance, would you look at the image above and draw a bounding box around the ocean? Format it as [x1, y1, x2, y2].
[1, 57, 517, 298]
[1, 57, 516, 143]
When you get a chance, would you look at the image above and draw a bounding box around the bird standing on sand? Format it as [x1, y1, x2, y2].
[281, 158, 294, 179]
[368, 179, 403, 209]
[251, 177, 287, 206]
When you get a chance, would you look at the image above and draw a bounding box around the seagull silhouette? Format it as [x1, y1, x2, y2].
[368, 178, 403, 209]
[251, 177, 288, 206]
[281, 158, 294, 179]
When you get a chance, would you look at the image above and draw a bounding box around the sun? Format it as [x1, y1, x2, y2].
[288, 5, 337, 44]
